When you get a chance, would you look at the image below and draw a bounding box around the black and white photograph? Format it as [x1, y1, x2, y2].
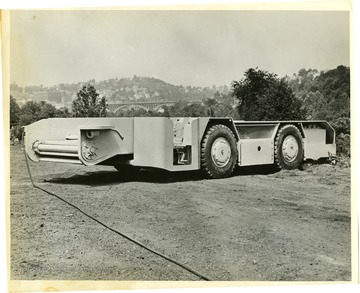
[3, 1, 357, 291]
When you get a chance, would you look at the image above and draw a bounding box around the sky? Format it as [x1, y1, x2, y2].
[10, 9, 350, 88]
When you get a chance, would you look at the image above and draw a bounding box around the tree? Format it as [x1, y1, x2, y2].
[182, 103, 207, 117]
[72, 84, 108, 117]
[55, 107, 72, 118]
[232, 68, 306, 121]
[289, 66, 350, 122]
[203, 97, 218, 116]
[211, 91, 239, 118]
[168, 101, 188, 117]
[10, 95, 21, 127]
[19, 101, 42, 125]
[39, 101, 57, 120]
[19, 100, 58, 125]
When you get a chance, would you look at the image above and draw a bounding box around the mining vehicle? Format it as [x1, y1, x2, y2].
[24, 117, 336, 178]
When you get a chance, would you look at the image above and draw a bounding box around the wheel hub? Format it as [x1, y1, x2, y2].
[211, 137, 231, 167]
[282, 135, 299, 162]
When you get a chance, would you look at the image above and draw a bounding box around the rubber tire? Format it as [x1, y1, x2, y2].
[274, 125, 304, 170]
[201, 124, 238, 179]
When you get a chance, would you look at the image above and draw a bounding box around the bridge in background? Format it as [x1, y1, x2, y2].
[108, 101, 176, 113]
[108, 100, 202, 113]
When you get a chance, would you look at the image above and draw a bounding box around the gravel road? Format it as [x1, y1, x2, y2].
[10, 144, 351, 281]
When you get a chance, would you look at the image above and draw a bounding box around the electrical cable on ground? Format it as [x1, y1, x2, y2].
[22, 141, 211, 281]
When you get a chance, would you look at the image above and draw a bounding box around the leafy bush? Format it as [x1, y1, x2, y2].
[10, 125, 24, 142]
[336, 133, 350, 158]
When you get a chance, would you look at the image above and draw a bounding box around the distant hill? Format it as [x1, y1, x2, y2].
[10, 75, 230, 107]
[95, 75, 230, 103]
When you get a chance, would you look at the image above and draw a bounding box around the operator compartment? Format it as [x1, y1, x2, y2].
[172, 118, 193, 166]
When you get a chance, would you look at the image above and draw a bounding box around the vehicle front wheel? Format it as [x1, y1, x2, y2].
[201, 124, 238, 179]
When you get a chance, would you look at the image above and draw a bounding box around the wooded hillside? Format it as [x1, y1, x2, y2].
[287, 66, 350, 157]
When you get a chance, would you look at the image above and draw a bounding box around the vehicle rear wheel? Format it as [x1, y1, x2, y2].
[201, 124, 238, 178]
[274, 124, 304, 170]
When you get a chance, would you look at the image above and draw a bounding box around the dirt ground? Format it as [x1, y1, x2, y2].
[9, 144, 352, 281]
